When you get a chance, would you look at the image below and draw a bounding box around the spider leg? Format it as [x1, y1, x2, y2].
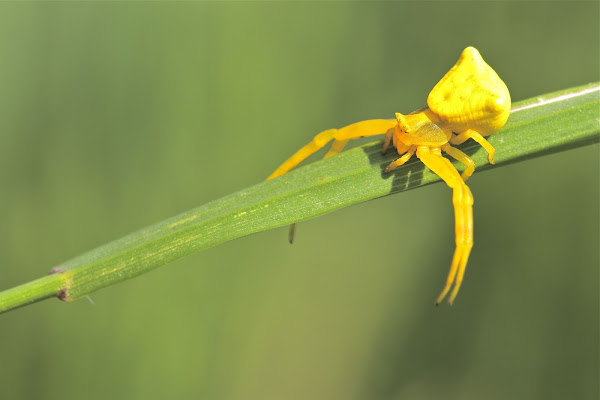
[441, 143, 475, 181]
[382, 127, 396, 154]
[416, 146, 474, 305]
[324, 139, 350, 158]
[267, 119, 397, 180]
[384, 145, 416, 173]
[449, 129, 496, 164]
[267, 128, 336, 180]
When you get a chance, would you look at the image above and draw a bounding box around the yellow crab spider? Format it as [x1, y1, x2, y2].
[266, 47, 511, 305]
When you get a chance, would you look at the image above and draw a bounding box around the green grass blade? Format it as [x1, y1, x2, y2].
[1, 83, 598, 314]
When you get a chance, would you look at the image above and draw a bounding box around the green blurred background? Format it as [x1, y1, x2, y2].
[0, 2, 598, 399]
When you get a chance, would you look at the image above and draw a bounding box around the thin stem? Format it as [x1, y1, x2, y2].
[0, 273, 68, 313]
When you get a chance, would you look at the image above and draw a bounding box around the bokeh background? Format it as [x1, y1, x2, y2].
[0, 2, 598, 400]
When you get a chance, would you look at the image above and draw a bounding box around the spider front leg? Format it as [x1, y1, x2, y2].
[267, 119, 397, 181]
[416, 146, 474, 305]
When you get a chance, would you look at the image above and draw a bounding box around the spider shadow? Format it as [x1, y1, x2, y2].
[362, 141, 426, 194]
[361, 140, 487, 194]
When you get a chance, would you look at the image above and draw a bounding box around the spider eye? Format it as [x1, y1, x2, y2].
[395, 113, 411, 133]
